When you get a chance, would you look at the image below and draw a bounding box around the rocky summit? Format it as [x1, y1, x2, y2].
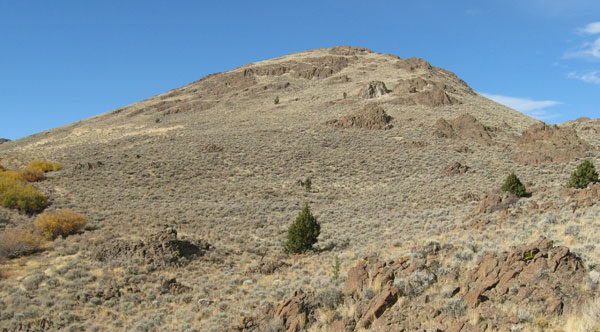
[1, 46, 600, 332]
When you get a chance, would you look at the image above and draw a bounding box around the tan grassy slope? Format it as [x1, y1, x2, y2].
[0, 46, 598, 332]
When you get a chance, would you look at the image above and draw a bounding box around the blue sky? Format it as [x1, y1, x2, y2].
[1, 1, 600, 140]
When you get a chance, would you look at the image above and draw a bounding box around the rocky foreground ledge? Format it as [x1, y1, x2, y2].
[238, 238, 590, 332]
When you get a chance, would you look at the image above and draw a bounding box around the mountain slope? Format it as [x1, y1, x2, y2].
[0, 46, 598, 332]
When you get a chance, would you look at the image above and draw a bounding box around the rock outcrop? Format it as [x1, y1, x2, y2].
[91, 227, 210, 268]
[512, 123, 592, 164]
[359, 81, 391, 99]
[433, 114, 494, 145]
[326, 104, 392, 130]
[245, 239, 588, 332]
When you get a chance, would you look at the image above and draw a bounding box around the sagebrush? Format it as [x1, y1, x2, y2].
[0, 227, 43, 259]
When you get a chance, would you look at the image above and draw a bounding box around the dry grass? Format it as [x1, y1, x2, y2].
[34, 209, 86, 240]
[0, 227, 43, 259]
[28, 160, 63, 172]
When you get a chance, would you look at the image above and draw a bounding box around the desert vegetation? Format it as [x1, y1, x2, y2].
[1, 46, 600, 331]
[284, 203, 320, 254]
[501, 172, 527, 197]
[34, 209, 86, 240]
[567, 160, 599, 189]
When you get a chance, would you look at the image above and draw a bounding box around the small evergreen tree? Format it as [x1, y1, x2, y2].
[304, 177, 312, 192]
[567, 160, 599, 189]
[501, 172, 527, 197]
[274, 96, 280, 104]
[284, 203, 320, 254]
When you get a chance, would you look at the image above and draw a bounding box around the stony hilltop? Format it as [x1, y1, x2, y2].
[1, 46, 600, 332]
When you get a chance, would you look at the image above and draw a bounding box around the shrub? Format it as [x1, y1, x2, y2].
[567, 160, 599, 189]
[27, 160, 63, 172]
[18, 167, 46, 182]
[0, 177, 48, 213]
[304, 177, 312, 192]
[0, 227, 43, 258]
[501, 172, 527, 197]
[274, 96, 280, 105]
[34, 209, 86, 240]
[284, 203, 320, 254]
[0, 170, 23, 181]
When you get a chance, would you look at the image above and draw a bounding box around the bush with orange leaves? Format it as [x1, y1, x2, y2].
[0, 227, 43, 259]
[18, 167, 46, 182]
[28, 160, 63, 173]
[34, 209, 86, 240]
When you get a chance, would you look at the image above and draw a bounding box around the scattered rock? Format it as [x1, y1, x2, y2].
[326, 104, 392, 130]
[75, 161, 104, 170]
[473, 190, 519, 214]
[359, 81, 391, 99]
[433, 114, 494, 145]
[160, 278, 192, 295]
[199, 144, 223, 153]
[512, 122, 592, 164]
[91, 227, 210, 268]
[246, 56, 351, 80]
[443, 162, 469, 175]
[395, 57, 432, 71]
[392, 77, 460, 107]
[328, 46, 373, 56]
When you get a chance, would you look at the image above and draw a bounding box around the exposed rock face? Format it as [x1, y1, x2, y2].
[512, 122, 592, 164]
[326, 104, 392, 130]
[91, 227, 210, 268]
[328, 45, 373, 56]
[359, 81, 391, 99]
[250, 239, 588, 332]
[433, 114, 494, 145]
[245, 56, 350, 80]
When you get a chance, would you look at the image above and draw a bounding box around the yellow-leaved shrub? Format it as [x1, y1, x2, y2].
[28, 160, 63, 172]
[34, 209, 86, 240]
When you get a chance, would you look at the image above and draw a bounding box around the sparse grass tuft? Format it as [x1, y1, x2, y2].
[0, 176, 48, 213]
[28, 160, 63, 173]
[0, 227, 43, 259]
[34, 209, 86, 240]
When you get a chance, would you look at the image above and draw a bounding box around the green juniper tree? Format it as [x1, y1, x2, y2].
[284, 203, 320, 254]
[567, 160, 599, 189]
[501, 172, 527, 197]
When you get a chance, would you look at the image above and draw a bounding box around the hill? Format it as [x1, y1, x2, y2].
[1, 46, 599, 332]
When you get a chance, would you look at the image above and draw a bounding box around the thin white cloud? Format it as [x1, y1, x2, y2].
[579, 22, 600, 35]
[567, 71, 600, 84]
[564, 37, 600, 59]
[480, 93, 561, 120]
